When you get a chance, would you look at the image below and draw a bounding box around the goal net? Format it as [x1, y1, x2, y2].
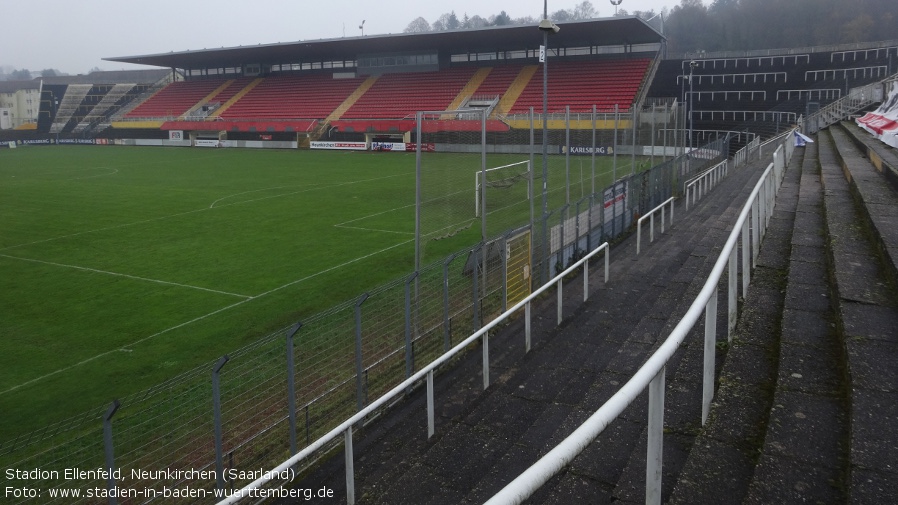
[475, 160, 532, 218]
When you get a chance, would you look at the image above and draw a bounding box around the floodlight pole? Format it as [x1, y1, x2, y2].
[610, 0, 623, 16]
[539, 0, 559, 283]
[689, 60, 697, 150]
[541, 0, 550, 231]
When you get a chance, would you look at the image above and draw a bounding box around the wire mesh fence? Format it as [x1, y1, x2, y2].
[1, 102, 735, 504]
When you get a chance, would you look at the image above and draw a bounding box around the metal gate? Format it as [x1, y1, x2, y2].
[506, 228, 532, 307]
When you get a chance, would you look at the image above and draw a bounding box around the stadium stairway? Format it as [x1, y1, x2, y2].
[285, 125, 898, 503]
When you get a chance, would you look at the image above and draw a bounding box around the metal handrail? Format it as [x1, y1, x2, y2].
[485, 129, 795, 505]
[685, 160, 729, 211]
[216, 241, 610, 504]
[636, 197, 675, 254]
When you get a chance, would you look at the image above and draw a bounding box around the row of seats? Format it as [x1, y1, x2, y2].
[509, 59, 650, 113]
[126, 59, 649, 121]
[219, 74, 368, 119]
[126, 80, 224, 118]
[344, 67, 477, 118]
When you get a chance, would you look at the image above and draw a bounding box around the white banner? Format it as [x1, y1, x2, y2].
[857, 81, 898, 148]
[195, 139, 222, 148]
[372, 142, 406, 152]
[169, 130, 184, 141]
[310, 141, 367, 151]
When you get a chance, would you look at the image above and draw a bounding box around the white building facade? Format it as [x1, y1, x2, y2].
[0, 81, 41, 129]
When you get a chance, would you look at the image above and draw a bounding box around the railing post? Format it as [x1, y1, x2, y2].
[751, 197, 760, 269]
[702, 289, 718, 425]
[650, 213, 655, 244]
[646, 367, 665, 505]
[525, 301, 532, 352]
[637, 219, 643, 254]
[405, 271, 419, 379]
[103, 400, 121, 505]
[483, 331, 490, 390]
[669, 198, 674, 229]
[604, 246, 609, 284]
[427, 370, 435, 438]
[557, 277, 563, 326]
[345, 427, 355, 505]
[354, 293, 369, 411]
[213, 355, 230, 491]
[728, 248, 737, 341]
[286, 323, 302, 456]
[583, 255, 589, 303]
[661, 205, 666, 234]
[742, 219, 751, 297]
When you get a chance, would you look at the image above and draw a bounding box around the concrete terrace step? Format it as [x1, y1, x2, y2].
[830, 123, 898, 284]
[287, 155, 777, 504]
[819, 128, 898, 502]
[740, 137, 850, 504]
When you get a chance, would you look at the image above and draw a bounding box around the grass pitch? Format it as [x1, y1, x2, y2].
[0, 144, 641, 441]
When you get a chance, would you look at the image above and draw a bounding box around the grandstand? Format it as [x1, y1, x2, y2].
[5, 21, 889, 152]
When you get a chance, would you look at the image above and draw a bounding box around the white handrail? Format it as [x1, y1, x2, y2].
[637, 197, 675, 254]
[485, 129, 795, 505]
[216, 241, 610, 504]
[685, 160, 728, 211]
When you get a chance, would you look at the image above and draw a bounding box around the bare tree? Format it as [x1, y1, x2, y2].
[404, 16, 432, 33]
[573, 1, 597, 20]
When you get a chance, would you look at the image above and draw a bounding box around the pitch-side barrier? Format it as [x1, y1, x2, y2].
[215, 241, 610, 505]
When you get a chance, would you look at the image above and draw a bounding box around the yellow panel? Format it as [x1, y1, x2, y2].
[506, 229, 532, 306]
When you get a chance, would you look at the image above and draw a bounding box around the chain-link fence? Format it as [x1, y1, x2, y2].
[1, 102, 733, 504]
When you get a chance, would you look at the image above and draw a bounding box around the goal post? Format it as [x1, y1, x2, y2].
[475, 160, 532, 218]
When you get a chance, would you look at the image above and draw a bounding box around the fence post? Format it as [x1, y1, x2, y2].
[213, 355, 230, 491]
[286, 322, 302, 456]
[354, 293, 370, 411]
[591, 104, 597, 196]
[565, 105, 571, 205]
[472, 244, 481, 332]
[443, 254, 456, 352]
[502, 234, 509, 313]
[103, 400, 121, 505]
[404, 272, 419, 379]
[559, 204, 569, 268]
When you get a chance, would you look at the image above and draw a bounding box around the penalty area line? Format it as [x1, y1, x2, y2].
[0, 254, 252, 299]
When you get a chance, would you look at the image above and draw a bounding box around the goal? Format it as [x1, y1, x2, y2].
[475, 160, 532, 218]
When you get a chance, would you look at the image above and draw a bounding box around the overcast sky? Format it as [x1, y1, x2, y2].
[3, 0, 675, 75]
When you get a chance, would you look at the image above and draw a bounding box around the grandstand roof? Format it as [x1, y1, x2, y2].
[104, 17, 663, 70]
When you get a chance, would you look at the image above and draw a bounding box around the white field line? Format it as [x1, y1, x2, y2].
[0, 238, 413, 396]
[0, 254, 252, 299]
[70, 168, 119, 180]
[0, 172, 409, 253]
[333, 202, 416, 236]
[208, 184, 325, 209]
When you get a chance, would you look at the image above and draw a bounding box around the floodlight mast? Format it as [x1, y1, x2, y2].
[610, 0, 623, 16]
[539, 0, 559, 281]
[689, 60, 698, 149]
